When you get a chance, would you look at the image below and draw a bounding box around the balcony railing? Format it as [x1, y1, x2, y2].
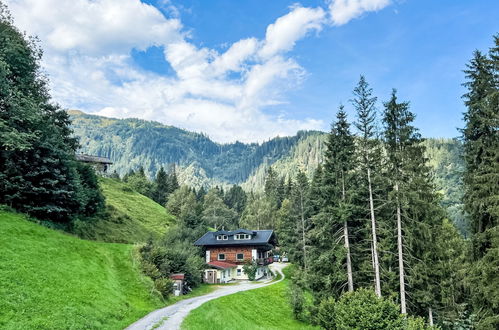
[256, 257, 273, 265]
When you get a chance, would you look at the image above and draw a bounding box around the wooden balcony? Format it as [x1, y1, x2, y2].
[256, 257, 273, 265]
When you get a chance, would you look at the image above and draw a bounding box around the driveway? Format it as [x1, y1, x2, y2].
[125, 263, 287, 330]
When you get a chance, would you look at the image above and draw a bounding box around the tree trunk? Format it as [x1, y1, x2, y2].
[367, 167, 382, 297]
[300, 192, 307, 271]
[395, 182, 407, 314]
[428, 307, 434, 326]
[342, 173, 354, 292]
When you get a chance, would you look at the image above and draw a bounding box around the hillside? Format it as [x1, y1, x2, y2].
[69, 111, 465, 231]
[73, 177, 174, 243]
[69, 110, 315, 187]
[0, 210, 162, 329]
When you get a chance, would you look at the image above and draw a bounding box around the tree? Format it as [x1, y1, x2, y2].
[240, 195, 276, 230]
[461, 37, 499, 328]
[224, 185, 247, 216]
[291, 171, 311, 270]
[382, 89, 445, 318]
[151, 166, 169, 205]
[124, 166, 153, 197]
[0, 5, 103, 222]
[202, 188, 238, 230]
[166, 186, 201, 229]
[352, 75, 382, 297]
[308, 106, 358, 297]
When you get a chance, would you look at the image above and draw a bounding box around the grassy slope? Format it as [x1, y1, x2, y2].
[74, 177, 174, 243]
[181, 267, 318, 330]
[0, 210, 163, 330]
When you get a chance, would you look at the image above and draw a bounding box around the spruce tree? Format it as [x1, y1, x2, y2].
[462, 37, 499, 328]
[383, 89, 445, 319]
[0, 5, 104, 222]
[152, 166, 169, 205]
[309, 106, 357, 296]
[352, 75, 382, 297]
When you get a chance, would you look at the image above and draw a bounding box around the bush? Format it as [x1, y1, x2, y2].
[316, 297, 335, 329]
[242, 261, 258, 281]
[317, 288, 403, 329]
[154, 277, 173, 298]
[290, 284, 305, 320]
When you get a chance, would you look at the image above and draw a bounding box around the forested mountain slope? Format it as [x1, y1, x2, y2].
[69, 110, 315, 187]
[70, 111, 464, 230]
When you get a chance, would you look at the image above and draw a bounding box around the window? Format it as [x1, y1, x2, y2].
[235, 234, 251, 240]
[236, 253, 244, 260]
[216, 235, 228, 240]
[237, 268, 242, 276]
[218, 254, 226, 260]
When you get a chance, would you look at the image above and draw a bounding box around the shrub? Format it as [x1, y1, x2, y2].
[316, 297, 335, 329]
[242, 261, 258, 281]
[290, 284, 305, 320]
[317, 288, 403, 329]
[154, 277, 173, 298]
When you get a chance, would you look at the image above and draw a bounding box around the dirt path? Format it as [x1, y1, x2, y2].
[125, 263, 287, 330]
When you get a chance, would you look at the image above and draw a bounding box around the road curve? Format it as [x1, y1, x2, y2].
[125, 263, 287, 330]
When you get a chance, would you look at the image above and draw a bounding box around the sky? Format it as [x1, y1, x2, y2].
[5, 0, 499, 143]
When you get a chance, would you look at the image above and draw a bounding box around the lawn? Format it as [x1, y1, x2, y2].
[0, 210, 163, 330]
[181, 266, 319, 330]
[73, 177, 174, 243]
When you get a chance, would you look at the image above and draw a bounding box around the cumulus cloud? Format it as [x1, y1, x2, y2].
[328, 0, 391, 25]
[5, 0, 390, 142]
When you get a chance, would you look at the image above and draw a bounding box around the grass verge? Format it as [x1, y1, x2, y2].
[180, 266, 318, 330]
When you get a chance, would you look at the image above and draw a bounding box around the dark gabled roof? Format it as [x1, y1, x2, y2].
[232, 229, 255, 235]
[76, 154, 113, 164]
[194, 229, 275, 247]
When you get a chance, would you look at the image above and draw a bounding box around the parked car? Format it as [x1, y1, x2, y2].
[281, 256, 289, 262]
[273, 255, 280, 262]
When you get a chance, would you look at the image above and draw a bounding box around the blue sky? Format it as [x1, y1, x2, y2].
[7, 0, 499, 142]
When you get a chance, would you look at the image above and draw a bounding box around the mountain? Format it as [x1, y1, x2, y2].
[69, 110, 320, 187]
[69, 111, 465, 232]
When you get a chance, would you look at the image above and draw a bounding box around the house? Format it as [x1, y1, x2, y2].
[75, 154, 113, 173]
[194, 229, 277, 284]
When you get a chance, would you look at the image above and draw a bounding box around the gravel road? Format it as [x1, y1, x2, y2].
[125, 262, 287, 330]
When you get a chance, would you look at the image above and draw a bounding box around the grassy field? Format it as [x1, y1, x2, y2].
[0, 210, 163, 330]
[73, 177, 174, 243]
[181, 266, 319, 330]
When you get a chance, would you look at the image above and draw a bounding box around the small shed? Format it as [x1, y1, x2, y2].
[170, 273, 185, 296]
[76, 154, 113, 173]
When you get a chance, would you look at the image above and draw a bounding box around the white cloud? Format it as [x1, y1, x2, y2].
[5, 0, 390, 142]
[259, 6, 326, 58]
[328, 0, 391, 25]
